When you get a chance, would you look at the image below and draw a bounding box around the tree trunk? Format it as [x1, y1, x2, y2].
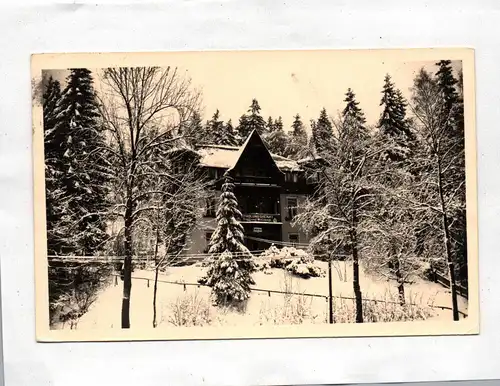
[352, 243, 363, 323]
[328, 258, 334, 324]
[436, 154, 460, 321]
[121, 199, 133, 329]
[394, 258, 406, 306]
[153, 266, 159, 328]
[152, 224, 160, 328]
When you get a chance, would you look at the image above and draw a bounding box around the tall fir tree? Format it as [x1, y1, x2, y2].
[43, 76, 65, 255]
[199, 176, 256, 306]
[342, 88, 369, 140]
[377, 75, 415, 162]
[311, 108, 334, 155]
[51, 69, 109, 255]
[435, 60, 467, 288]
[372, 79, 419, 303]
[286, 114, 309, 160]
[264, 116, 288, 156]
[237, 98, 267, 142]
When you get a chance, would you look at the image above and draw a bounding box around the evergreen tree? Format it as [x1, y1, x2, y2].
[266, 116, 275, 132]
[205, 109, 237, 146]
[377, 75, 415, 162]
[199, 176, 255, 306]
[369, 80, 420, 304]
[225, 119, 238, 146]
[183, 110, 204, 146]
[286, 114, 309, 160]
[43, 76, 65, 255]
[435, 60, 467, 288]
[311, 108, 334, 155]
[273, 116, 283, 132]
[237, 99, 267, 142]
[342, 88, 370, 143]
[264, 117, 288, 156]
[51, 68, 109, 255]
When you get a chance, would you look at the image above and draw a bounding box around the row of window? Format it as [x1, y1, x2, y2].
[204, 168, 319, 185]
[205, 196, 299, 220]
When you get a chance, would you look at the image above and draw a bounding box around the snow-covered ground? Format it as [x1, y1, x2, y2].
[63, 260, 468, 330]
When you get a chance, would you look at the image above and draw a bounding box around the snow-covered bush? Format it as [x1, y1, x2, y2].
[332, 291, 434, 323]
[258, 273, 321, 325]
[168, 290, 213, 327]
[259, 245, 325, 279]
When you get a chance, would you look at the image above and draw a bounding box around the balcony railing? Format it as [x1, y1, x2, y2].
[241, 213, 281, 223]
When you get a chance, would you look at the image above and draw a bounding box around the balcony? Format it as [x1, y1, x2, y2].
[241, 213, 282, 224]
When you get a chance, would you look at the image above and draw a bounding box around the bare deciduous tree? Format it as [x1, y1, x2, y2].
[97, 67, 202, 328]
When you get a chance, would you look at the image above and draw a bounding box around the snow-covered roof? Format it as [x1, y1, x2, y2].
[196, 137, 303, 172]
[271, 154, 302, 172]
[197, 145, 241, 169]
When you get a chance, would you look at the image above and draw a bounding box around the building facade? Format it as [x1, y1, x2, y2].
[188, 130, 318, 255]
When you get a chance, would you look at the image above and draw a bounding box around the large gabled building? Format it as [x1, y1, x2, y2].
[188, 129, 319, 255]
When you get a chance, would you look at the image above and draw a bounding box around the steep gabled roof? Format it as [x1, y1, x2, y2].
[195, 131, 303, 172]
[227, 129, 284, 176]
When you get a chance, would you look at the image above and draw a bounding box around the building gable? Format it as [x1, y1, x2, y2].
[226, 130, 284, 181]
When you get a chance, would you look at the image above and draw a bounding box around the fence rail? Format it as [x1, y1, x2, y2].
[433, 271, 468, 299]
[112, 273, 468, 318]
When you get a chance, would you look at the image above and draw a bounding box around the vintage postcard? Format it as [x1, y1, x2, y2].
[31, 48, 478, 342]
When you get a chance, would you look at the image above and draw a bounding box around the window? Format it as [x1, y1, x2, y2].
[205, 196, 216, 217]
[287, 197, 298, 220]
[285, 172, 298, 183]
[288, 233, 299, 247]
[208, 168, 219, 180]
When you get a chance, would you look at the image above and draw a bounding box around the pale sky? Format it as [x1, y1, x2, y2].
[44, 51, 461, 133]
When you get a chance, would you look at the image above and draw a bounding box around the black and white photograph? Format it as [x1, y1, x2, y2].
[31, 49, 478, 341]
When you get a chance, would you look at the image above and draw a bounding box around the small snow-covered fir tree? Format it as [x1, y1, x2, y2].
[200, 176, 255, 306]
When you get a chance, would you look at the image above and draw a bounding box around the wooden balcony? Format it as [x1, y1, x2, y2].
[241, 213, 282, 223]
